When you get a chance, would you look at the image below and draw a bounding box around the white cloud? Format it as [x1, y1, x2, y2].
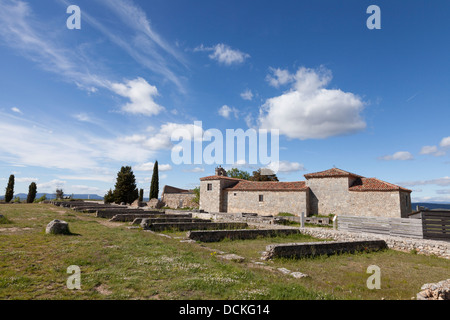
[0, 114, 156, 171]
[134, 162, 173, 172]
[436, 189, 450, 195]
[399, 177, 450, 187]
[69, 185, 102, 194]
[72, 113, 97, 124]
[11, 107, 23, 114]
[15, 177, 38, 183]
[195, 43, 250, 65]
[38, 179, 66, 192]
[380, 151, 414, 161]
[183, 167, 205, 173]
[440, 136, 450, 148]
[218, 105, 239, 119]
[240, 89, 254, 101]
[266, 67, 295, 88]
[267, 161, 305, 173]
[420, 145, 438, 155]
[111, 77, 164, 116]
[118, 122, 205, 153]
[258, 66, 366, 140]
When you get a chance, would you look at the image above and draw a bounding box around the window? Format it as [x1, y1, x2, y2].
[259, 195, 264, 202]
[207, 183, 213, 191]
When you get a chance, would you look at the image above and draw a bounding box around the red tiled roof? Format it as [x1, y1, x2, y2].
[304, 168, 363, 179]
[199, 175, 244, 182]
[224, 181, 308, 192]
[349, 178, 412, 193]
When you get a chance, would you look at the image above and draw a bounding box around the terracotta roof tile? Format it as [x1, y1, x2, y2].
[349, 178, 412, 193]
[224, 181, 308, 192]
[199, 175, 244, 182]
[304, 168, 363, 179]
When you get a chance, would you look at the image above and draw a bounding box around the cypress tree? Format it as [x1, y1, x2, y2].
[113, 166, 139, 204]
[149, 161, 159, 200]
[104, 189, 115, 204]
[5, 175, 15, 203]
[139, 188, 144, 202]
[27, 182, 37, 203]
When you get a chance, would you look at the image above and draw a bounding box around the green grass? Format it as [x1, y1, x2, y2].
[0, 203, 448, 300]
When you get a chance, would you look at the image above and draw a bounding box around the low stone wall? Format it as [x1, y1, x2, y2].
[298, 227, 450, 259]
[187, 229, 300, 242]
[192, 212, 276, 225]
[140, 218, 211, 228]
[262, 240, 388, 260]
[96, 210, 167, 219]
[149, 222, 248, 232]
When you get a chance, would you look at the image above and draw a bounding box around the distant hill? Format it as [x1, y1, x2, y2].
[412, 202, 450, 210]
[0, 193, 104, 201]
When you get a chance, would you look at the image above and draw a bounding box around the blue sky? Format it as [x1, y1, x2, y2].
[0, 0, 449, 202]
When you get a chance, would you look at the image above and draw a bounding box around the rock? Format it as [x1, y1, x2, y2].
[277, 268, 291, 275]
[291, 272, 309, 279]
[217, 254, 245, 263]
[46, 220, 70, 235]
[417, 279, 450, 300]
[140, 218, 150, 229]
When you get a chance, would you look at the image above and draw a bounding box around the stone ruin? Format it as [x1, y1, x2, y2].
[417, 279, 450, 300]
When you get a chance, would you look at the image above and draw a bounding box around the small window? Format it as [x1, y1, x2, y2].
[207, 183, 213, 191]
[234, 193, 237, 196]
[259, 195, 264, 202]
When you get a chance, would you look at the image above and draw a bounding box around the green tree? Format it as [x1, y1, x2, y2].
[192, 187, 200, 205]
[4, 175, 15, 203]
[113, 166, 139, 204]
[149, 161, 159, 200]
[27, 182, 37, 203]
[250, 168, 279, 181]
[55, 188, 64, 200]
[103, 189, 115, 204]
[227, 168, 251, 180]
[139, 188, 144, 202]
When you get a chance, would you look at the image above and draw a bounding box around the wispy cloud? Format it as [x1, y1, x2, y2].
[398, 177, 450, 187]
[11, 107, 23, 114]
[379, 151, 414, 161]
[195, 43, 250, 65]
[240, 89, 254, 101]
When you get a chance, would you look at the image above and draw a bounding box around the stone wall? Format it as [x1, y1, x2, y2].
[225, 190, 308, 216]
[200, 180, 222, 213]
[162, 193, 198, 209]
[200, 179, 239, 213]
[187, 228, 300, 242]
[297, 227, 450, 259]
[347, 191, 402, 218]
[262, 240, 388, 260]
[306, 177, 350, 216]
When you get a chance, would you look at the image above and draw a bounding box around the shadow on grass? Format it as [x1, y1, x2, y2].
[0, 216, 13, 224]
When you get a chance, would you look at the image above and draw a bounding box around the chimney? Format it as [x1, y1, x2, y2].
[215, 166, 227, 177]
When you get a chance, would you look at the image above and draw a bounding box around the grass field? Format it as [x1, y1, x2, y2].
[0, 203, 448, 300]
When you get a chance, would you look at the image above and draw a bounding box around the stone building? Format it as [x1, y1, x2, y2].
[199, 167, 412, 218]
[161, 185, 198, 209]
